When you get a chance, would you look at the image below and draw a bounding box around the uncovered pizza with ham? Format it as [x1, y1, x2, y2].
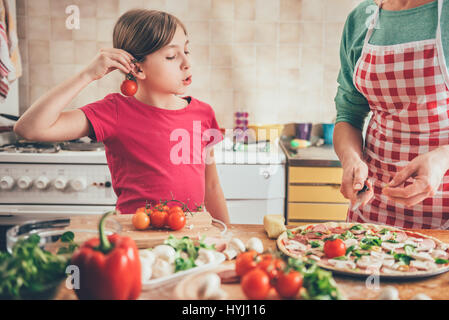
[277, 222, 449, 277]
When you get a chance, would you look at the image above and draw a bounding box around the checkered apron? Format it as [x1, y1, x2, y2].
[348, 0, 449, 229]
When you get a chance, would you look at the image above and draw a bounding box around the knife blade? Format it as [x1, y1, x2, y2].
[352, 183, 369, 211]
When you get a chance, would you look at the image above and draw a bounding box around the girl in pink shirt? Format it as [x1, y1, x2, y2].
[14, 10, 230, 223]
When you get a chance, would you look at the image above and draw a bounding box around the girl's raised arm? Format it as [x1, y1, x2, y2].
[14, 48, 135, 142]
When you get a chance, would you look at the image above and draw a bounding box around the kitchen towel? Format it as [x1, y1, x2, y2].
[0, 0, 22, 101]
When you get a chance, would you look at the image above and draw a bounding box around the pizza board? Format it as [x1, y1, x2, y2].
[68, 211, 225, 249]
[277, 222, 449, 280]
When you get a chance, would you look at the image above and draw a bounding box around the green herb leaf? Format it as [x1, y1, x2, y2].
[394, 253, 414, 265]
[287, 230, 294, 239]
[350, 225, 365, 231]
[60, 231, 75, 243]
[310, 241, 321, 248]
[435, 258, 449, 264]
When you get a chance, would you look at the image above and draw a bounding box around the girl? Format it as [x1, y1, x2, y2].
[14, 9, 230, 223]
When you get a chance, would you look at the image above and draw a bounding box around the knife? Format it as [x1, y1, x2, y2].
[352, 183, 369, 211]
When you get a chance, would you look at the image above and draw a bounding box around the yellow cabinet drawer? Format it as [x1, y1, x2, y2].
[288, 203, 349, 221]
[289, 185, 348, 203]
[289, 167, 342, 184]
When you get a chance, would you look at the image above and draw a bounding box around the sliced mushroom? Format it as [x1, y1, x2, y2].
[223, 248, 238, 260]
[246, 237, 264, 253]
[195, 249, 216, 266]
[151, 258, 175, 279]
[229, 238, 246, 253]
[411, 293, 432, 300]
[152, 245, 177, 264]
[139, 250, 156, 281]
[196, 273, 226, 299]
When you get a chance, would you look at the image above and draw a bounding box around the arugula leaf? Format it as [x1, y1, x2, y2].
[385, 239, 399, 243]
[350, 224, 365, 231]
[287, 230, 295, 239]
[394, 253, 414, 265]
[379, 228, 390, 235]
[345, 245, 356, 256]
[360, 236, 382, 250]
[404, 244, 416, 256]
[174, 257, 196, 272]
[339, 230, 355, 240]
[310, 241, 321, 248]
[332, 256, 348, 261]
[435, 258, 449, 264]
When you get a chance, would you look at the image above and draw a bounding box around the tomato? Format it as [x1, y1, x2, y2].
[275, 270, 303, 299]
[258, 257, 285, 281]
[135, 206, 152, 215]
[168, 205, 184, 216]
[323, 238, 347, 258]
[235, 251, 258, 277]
[120, 79, 137, 96]
[132, 212, 150, 230]
[150, 210, 168, 228]
[241, 268, 271, 300]
[167, 211, 186, 231]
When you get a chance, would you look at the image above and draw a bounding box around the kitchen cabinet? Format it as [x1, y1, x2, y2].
[281, 143, 350, 225]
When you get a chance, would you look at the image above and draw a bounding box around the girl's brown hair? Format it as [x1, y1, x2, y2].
[113, 9, 187, 62]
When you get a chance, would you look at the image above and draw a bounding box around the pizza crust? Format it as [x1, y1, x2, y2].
[277, 222, 449, 278]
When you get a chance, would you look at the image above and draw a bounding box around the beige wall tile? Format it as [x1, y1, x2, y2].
[279, 45, 300, 69]
[17, 0, 26, 16]
[51, 17, 73, 40]
[234, 21, 255, 43]
[28, 0, 50, 16]
[211, 45, 232, 67]
[28, 17, 51, 40]
[18, 41, 28, 65]
[29, 85, 50, 105]
[234, 0, 255, 20]
[73, 18, 97, 41]
[300, 0, 324, 22]
[185, 21, 210, 43]
[189, 66, 211, 90]
[51, 65, 77, 85]
[211, 21, 233, 43]
[256, 45, 277, 64]
[76, 0, 98, 18]
[255, 22, 278, 43]
[97, 0, 119, 18]
[324, 0, 359, 22]
[257, 65, 279, 89]
[28, 40, 50, 64]
[280, 68, 300, 88]
[209, 90, 234, 128]
[234, 90, 258, 111]
[50, 41, 75, 64]
[19, 83, 29, 112]
[280, 23, 301, 44]
[255, 0, 279, 21]
[233, 44, 256, 67]
[190, 44, 210, 66]
[96, 19, 115, 42]
[325, 22, 345, 44]
[142, 0, 167, 11]
[302, 22, 323, 46]
[232, 67, 256, 89]
[50, 0, 73, 17]
[119, 0, 143, 14]
[17, 16, 27, 39]
[280, 0, 301, 21]
[74, 41, 98, 64]
[211, 0, 233, 20]
[210, 68, 232, 90]
[188, 0, 212, 20]
[166, 0, 189, 17]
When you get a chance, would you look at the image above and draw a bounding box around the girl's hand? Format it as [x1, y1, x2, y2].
[82, 48, 136, 81]
[382, 146, 449, 207]
[340, 156, 374, 207]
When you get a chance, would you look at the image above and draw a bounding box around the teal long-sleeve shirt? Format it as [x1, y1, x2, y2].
[335, 0, 449, 130]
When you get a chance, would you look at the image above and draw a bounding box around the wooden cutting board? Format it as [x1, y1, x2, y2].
[68, 211, 225, 249]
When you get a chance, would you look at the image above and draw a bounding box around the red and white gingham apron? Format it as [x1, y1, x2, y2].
[348, 0, 449, 229]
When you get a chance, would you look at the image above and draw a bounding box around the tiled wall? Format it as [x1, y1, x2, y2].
[16, 0, 362, 128]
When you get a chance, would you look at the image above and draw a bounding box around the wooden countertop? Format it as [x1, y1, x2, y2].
[54, 222, 449, 300]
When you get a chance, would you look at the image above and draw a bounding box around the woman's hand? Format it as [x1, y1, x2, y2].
[382, 146, 449, 207]
[82, 48, 136, 81]
[340, 156, 374, 207]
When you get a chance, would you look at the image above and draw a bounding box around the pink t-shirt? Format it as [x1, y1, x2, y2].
[80, 93, 223, 214]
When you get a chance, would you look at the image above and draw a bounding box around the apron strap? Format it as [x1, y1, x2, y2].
[363, 3, 381, 46]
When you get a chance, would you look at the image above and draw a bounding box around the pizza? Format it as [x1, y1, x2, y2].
[277, 222, 449, 278]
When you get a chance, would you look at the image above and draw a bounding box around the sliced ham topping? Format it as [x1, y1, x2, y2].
[328, 259, 356, 269]
[285, 240, 309, 252]
[312, 224, 330, 233]
[293, 234, 309, 244]
[394, 232, 408, 242]
[329, 227, 346, 234]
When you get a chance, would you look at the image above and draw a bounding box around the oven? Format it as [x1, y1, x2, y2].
[0, 138, 116, 250]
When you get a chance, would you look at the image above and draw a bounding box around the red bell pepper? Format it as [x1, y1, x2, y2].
[71, 211, 141, 300]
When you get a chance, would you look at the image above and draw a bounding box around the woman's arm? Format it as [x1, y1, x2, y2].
[14, 48, 135, 142]
[334, 122, 373, 205]
[204, 149, 230, 224]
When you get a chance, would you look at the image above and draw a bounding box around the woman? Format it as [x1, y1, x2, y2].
[334, 0, 449, 229]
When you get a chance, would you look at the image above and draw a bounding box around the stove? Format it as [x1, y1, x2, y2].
[0, 138, 116, 250]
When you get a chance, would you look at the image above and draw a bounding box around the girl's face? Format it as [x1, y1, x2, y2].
[136, 26, 192, 95]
